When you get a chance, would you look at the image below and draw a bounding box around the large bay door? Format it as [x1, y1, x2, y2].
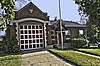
[20, 25, 43, 50]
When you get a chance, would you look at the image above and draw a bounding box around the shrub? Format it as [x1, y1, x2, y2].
[8, 37, 20, 53]
[0, 36, 5, 52]
[72, 38, 89, 48]
[0, 42, 4, 52]
[2, 37, 20, 54]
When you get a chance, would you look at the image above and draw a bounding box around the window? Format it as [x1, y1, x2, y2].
[37, 44, 39, 48]
[21, 35, 24, 39]
[33, 35, 35, 38]
[79, 30, 84, 35]
[29, 40, 32, 43]
[33, 44, 35, 48]
[40, 39, 42, 42]
[32, 26, 35, 29]
[36, 26, 38, 29]
[36, 30, 38, 33]
[25, 30, 27, 34]
[20, 30, 24, 34]
[25, 40, 28, 44]
[37, 39, 39, 43]
[79, 30, 84, 37]
[40, 30, 42, 33]
[65, 30, 70, 35]
[40, 35, 42, 38]
[65, 30, 70, 38]
[33, 40, 35, 43]
[20, 26, 23, 29]
[25, 35, 28, 39]
[40, 44, 43, 47]
[21, 40, 24, 44]
[32, 30, 35, 34]
[28, 26, 31, 29]
[21, 45, 24, 49]
[36, 35, 39, 38]
[29, 35, 31, 39]
[39, 26, 42, 29]
[25, 45, 28, 49]
[29, 45, 32, 48]
[24, 26, 27, 29]
[29, 30, 31, 34]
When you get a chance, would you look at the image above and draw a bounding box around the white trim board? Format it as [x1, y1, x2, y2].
[11, 18, 49, 23]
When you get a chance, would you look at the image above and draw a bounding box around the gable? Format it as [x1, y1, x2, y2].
[14, 2, 49, 21]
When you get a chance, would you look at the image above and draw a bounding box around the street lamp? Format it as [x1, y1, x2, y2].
[58, 0, 63, 50]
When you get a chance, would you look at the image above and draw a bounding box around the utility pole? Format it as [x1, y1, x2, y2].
[58, 0, 63, 50]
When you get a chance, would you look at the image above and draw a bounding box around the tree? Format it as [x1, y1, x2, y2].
[0, 0, 15, 38]
[0, 0, 15, 20]
[74, 0, 100, 40]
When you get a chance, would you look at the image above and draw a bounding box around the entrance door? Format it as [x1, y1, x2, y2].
[20, 25, 43, 50]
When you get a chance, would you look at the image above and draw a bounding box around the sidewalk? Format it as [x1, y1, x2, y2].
[21, 51, 73, 66]
[75, 51, 100, 58]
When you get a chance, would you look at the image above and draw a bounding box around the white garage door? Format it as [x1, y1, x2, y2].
[20, 25, 43, 50]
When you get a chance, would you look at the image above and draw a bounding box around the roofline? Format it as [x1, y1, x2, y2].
[16, 2, 44, 14]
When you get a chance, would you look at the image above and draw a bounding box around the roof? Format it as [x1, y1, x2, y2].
[63, 21, 87, 28]
[14, 2, 49, 21]
[50, 20, 87, 28]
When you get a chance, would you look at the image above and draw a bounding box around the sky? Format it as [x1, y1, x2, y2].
[31, 0, 81, 22]
[0, 0, 81, 22]
[0, 0, 81, 35]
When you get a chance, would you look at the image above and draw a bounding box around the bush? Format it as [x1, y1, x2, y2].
[0, 36, 5, 52]
[8, 37, 20, 53]
[0, 42, 4, 52]
[1, 37, 20, 54]
[72, 38, 89, 48]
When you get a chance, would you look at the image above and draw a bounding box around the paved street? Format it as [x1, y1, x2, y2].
[21, 51, 72, 66]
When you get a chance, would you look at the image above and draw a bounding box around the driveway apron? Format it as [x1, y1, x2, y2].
[21, 51, 72, 66]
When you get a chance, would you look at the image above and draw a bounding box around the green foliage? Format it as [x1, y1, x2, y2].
[8, 37, 20, 53]
[0, 42, 4, 52]
[0, 55, 21, 66]
[51, 49, 100, 66]
[74, 0, 100, 39]
[0, 0, 15, 38]
[72, 38, 89, 48]
[0, 0, 15, 20]
[0, 55, 20, 61]
[1, 37, 20, 54]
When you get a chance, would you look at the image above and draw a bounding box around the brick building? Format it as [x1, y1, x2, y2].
[8, 2, 87, 50]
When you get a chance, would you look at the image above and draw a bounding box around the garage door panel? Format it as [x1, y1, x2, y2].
[20, 25, 43, 50]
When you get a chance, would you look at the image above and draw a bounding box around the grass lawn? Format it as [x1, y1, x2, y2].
[79, 49, 100, 55]
[0, 54, 21, 66]
[50, 49, 100, 66]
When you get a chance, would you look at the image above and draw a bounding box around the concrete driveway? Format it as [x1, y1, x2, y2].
[21, 51, 72, 66]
